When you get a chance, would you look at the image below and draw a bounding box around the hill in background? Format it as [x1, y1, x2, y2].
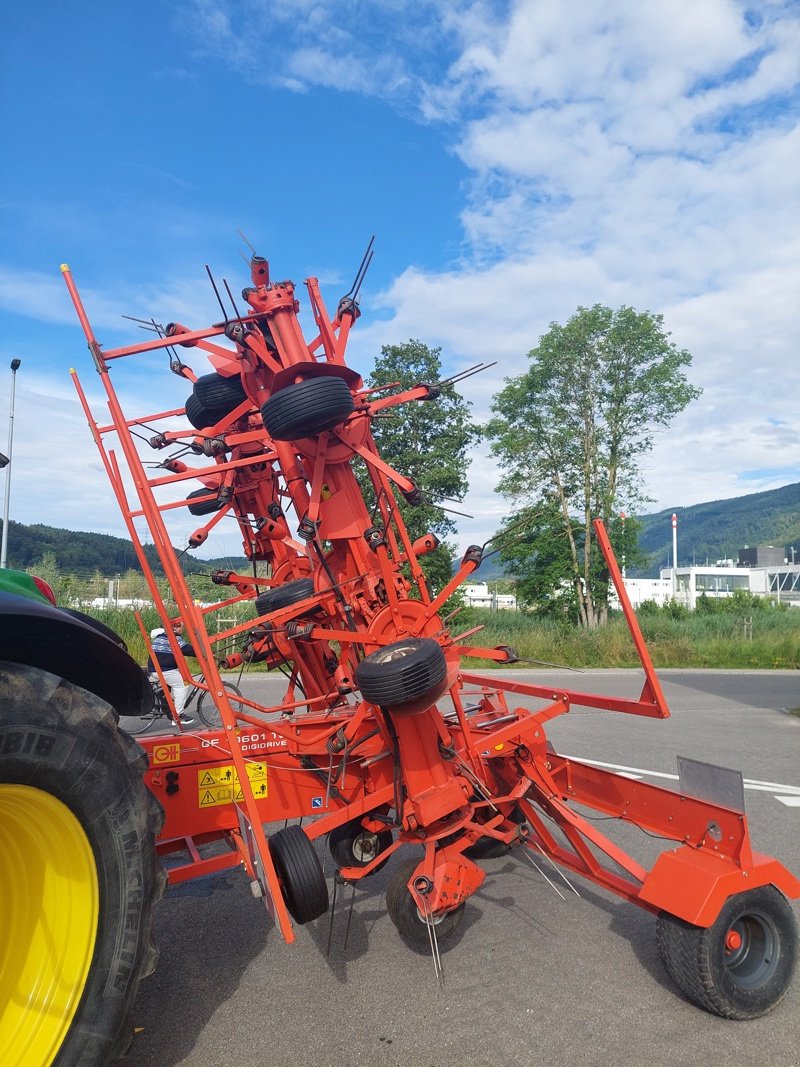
[634, 482, 800, 576]
[2, 481, 799, 582]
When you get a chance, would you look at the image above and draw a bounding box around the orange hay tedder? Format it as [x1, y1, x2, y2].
[63, 243, 799, 1021]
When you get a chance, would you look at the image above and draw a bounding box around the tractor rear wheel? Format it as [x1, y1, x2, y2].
[0, 662, 164, 1067]
[386, 858, 465, 951]
[656, 886, 798, 1019]
[268, 825, 328, 924]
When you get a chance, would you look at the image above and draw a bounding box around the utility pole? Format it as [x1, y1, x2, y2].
[0, 358, 21, 568]
[671, 513, 678, 599]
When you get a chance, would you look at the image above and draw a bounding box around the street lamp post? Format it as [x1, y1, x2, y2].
[0, 358, 21, 569]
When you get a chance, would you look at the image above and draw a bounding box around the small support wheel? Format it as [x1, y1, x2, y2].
[268, 825, 328, 924]
[385, 858, 465, 950]
[655, 886, 798, 1019]
[328, 818, 393, 875]
[185, 372, 249, 429]
[261, 377, 354, 441]
[255, 577, 315, 616]
[186, 486, 225, 516]
[355, 638, 447, 709]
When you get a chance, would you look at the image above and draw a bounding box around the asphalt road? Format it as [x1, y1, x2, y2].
[121, 670, 800, 1067]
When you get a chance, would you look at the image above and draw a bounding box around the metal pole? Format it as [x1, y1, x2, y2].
[0, 359, 21, 569]
[671, 513, 678, 600]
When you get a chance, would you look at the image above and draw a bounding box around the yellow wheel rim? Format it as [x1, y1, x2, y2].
[0, 784, 99, 1067]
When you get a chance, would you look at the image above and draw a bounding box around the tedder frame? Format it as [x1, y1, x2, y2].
[62, 244, 799, 1020]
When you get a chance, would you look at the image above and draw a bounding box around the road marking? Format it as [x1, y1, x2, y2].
[565, 755, 800, 806]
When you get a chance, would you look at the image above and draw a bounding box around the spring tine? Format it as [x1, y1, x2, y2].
[422, 897, 445, 987]
[519, 847, 566, 901]
[325, 873, 339, 957]
[343, 882, 357, 951]
[532, 840, 581, 897]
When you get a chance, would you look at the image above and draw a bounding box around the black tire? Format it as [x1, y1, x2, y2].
[197, 681, 245, 729]
[186, 486, 225, 516]
[0, 661, 164, 1066]
[268, 825, 329, 924]
[355, 638, 447, 708]
[255, 577, 315, 616]
[329, 818, 393, 874]
[185, 372, 248, 430]
[386, 858, 465, 949]
[261, 377, 354, 441]
[656, 886, 798, 1019]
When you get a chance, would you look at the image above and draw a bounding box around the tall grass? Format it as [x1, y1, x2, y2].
[79, 599, 800, 671]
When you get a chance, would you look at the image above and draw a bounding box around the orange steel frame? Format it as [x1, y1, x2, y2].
[61, 253, 800, 946]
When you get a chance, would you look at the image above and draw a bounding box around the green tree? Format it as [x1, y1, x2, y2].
[365, 340, 480, 593]
[485, 305, 701, 627]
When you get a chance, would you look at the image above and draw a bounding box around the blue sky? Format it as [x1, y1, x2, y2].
[1, 0, 799, 561]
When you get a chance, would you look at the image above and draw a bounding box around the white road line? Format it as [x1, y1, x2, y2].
[565, 755, 800, 805]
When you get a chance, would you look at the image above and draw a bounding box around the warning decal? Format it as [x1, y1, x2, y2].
[197, 762, 267, 807]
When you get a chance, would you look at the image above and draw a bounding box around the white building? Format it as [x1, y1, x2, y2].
[462, 582, 517, 611]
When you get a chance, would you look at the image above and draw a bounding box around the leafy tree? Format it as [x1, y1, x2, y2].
[365, 340, 479, 593]
[485, 305, 701, 627]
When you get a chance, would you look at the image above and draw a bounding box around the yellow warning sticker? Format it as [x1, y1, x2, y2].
[197, 763, 267, 807]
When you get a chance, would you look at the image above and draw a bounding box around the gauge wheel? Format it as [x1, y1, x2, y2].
[261, 377, 354, 441]
[268, 825, 329, 924]
[655, 886, 798, 1019]
[0, 662, 164, 1067]
[385, 858, 465, 950]
[355, 638, 447, 708]
[186, 486, 225, 516]
[255, 577, 316, 616]
[328, 818, 393, 875]
[185, 372, 249, 429]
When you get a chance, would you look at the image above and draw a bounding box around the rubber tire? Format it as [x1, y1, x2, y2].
[196, 681, 245, 729]
[268, 825, 329, 924]
[185, 372, 248, 430]
[0, 662, 164, 1066]
[328, 818, 393, 875]
[261, 377, 354, 441]
[186, 486, 224, 516]
[255, 578, 315, 616]
[386, 857, 465, 950]
[355, 638, 447, 708]
[655, 886, 798, 1019]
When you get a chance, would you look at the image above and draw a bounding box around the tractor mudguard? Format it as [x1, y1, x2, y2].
[0, 590, 152, 717]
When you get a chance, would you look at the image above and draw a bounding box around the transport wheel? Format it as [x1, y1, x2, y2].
[261, 377, 354, 441]
[355, 638, 447, 708]
[268, 825, 329, 924]
[386, 858, 465, 949]
[655, 886, 798, 1019]
[185, 372, 248, 429]
[186, 486, 224, 516]
[255, 577, 315, 616]
[329, 818, 393, 874]
[0, 662, 164, 1067]
[196, 681, 246, 729]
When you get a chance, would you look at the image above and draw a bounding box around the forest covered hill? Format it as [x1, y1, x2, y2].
[2, 480, 799, 580]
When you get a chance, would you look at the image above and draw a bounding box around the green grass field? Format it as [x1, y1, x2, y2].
[86, 597, 800, 672]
